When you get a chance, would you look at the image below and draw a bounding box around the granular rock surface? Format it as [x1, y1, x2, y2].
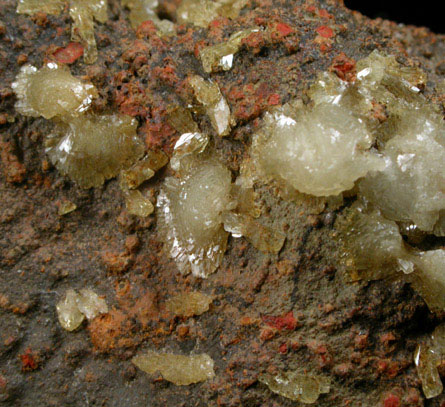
[1, 0, 445, 406]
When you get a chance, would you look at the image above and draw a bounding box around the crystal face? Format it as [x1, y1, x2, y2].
[132, 351, 215, 385]
[11, 63, 98, 120]
[45, 114, 144, 188]
[16, 0, 66, 15]
[165, 291, 214, 317]
[259, 371, 330, 403]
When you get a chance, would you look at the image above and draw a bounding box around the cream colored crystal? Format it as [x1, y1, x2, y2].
[132, 351, 215, 385]
[251, 102, 384, 197]
[167, 106, 200, 135]
[165, 292, 213, 317]
[124, 189, 154, 217]
[58, 199, 77, 216]
[414, 324, 445, 399]
[222, 212, 285, 253]
[189, 75, 233, 136]
[56, 289, 85, 331]
[17, 0, 66, 15]
[176, 0, 247, 28]
[199, 28, 261, 73]
[121, 0, 175, 35]
[45, 113, 144, 189]
[259, 371, 330, 403]
[12, 63, 98, 120]
[76, 288, 108, 320]
[70, 0, 108, 64]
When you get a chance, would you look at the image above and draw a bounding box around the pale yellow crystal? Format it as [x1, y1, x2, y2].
[121, 151, 168, 189]
[45, 113, 144, 189]
[251, 102, 384, 197]
[58, 199, 77, 216]
[124, 189, 154, 217]
[167, 106, 200, 135]
[70, 0, 108, 64]
[259, 372, 330, 403]
[176, 0, 247, 28]
[189, 75, 233, 136]
[132, 351, 215, 385]
[222, 212, 285, 253]
[199, 28, 261, 73]
[76, 288, 108, 320]
[165, 292, 213, 317]
[17, 0, 65, 15]
[169, 132, 209, 172]
[12, 63, 98, 120]
[414, 324, 445, 399]
[56, 289, 85, 331]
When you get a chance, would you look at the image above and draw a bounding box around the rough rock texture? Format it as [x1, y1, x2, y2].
[1, 0, 445, 406]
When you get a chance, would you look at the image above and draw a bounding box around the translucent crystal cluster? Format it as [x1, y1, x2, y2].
[414, 324, 445, 399]
[199, 28, 261, 73]
[165, 291, 214, 317]
[189, 75, 233, 136]
[56, 288, 108, 331]
[259, 371, 330, 403]
[132, 351, 215, 385]
[121, 0, 175, 35]
[46, 114, 144, 188]
[176, 0, 247, 28]
[17, 0, 65, 15]
[11, 63, 98, 120]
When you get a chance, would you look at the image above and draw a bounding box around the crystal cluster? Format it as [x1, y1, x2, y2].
[414, 324, 445, 399]
[121, 0, 175, 35]
[199, 28, 261, 73]
[56, 288, 108, 331]
[17, 0, 108, 64]
[176, 0, 247, 28]
[259, 371, 330, 403]
[157, 132, 284, 277]
[12, 63, 144, 188]
[132, 351, 215, 385]
[165, 291, 214, 317]
[189, 75, 233, 136]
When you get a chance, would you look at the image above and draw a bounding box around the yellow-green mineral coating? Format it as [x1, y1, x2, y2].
[165, 292, 213, 317]
[70, 0, 108, 64]
[45, 113, 144, 189]
[259, 372, 330, 403]
[12, 63, 98, 120]
[132, 351, 215, 385]
[17, 0, 66, 15]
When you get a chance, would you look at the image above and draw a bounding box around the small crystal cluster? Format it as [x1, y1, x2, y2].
[157, 131, 284, 278]
[176, 0, 247, 28]
[12, 63, 145, 189]
[121, 0, 175, 35]
[414, 324, 445, 399]
[165, 291, 214, 317]
[259, 371, 330, 403]
[132, 351, 215, 385]
[189, 75, 233, 136]
[199, 28, 261, 73]
[56, 288, 108, 331]
[17, 0, 108, 64]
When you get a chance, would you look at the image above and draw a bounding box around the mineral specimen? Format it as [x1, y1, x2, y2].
[132, 351, 215, 385]
[259, 371, 331, 403]
[121, 151, 168, 189]
[165, 291, 214, 317]
[121, 0, 175, 35]
[70, 0, 108, 63]
[45, 114, 144, 188]
[11, 63, 98, 120]
[57, 199, 77, 216]
[157, 150, 234, 277]
[122, 188, 154, 217]
[56, 289, 85, 331]
[414, 324, 445, 399]
[16, 0, 65, 15]
[56, 288, 108, 331]
[251, 101, 384, 197]
[189, 75, 233, 136]
[199, 28, 261, 73]
[176, 0, 247, 28]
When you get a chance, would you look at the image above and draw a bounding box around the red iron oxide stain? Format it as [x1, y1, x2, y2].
[316, 25, 334, 38]
[19, 348, 38, 371]
[261, 311, 297, 331]
[53, 42, 84, 64]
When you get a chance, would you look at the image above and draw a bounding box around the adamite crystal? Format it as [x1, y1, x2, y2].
[46, 114, 144, 189]
[259, 371, 330, 403]
[165, 292, 214, 317]
[12, 63, 98, 120]
[16, 0, 65, 15]
[132, 351, 215, 385]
